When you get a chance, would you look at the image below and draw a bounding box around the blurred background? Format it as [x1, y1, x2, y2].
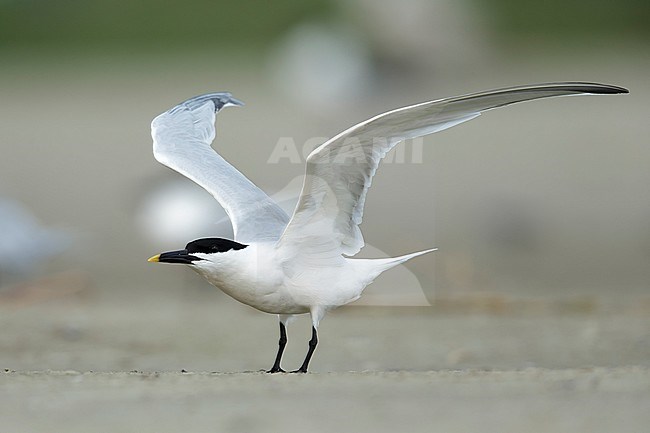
[0, 0, 649, 374]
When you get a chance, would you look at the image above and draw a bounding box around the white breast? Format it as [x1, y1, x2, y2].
[190, 243, 304, 314]
[189, 242, 372, 315]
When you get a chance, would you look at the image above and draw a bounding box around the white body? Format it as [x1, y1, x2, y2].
[191, 242, 432, 320]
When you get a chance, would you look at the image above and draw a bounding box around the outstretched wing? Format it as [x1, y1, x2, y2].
[277, 82, 628, 258]
[151, 93, 290, 243]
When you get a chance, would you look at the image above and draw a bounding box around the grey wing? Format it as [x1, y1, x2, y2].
[151, 93, 290, 243]
[277, 82, 628, 257]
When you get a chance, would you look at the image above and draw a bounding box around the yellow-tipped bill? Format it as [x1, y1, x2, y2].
[147, 254, 160, 263]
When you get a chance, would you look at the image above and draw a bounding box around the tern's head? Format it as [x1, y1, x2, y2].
[148, 238, 248, 265]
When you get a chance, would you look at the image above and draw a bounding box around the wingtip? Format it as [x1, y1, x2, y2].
[592, 83, 629, 94]
[168, 92, 244, 114]
[202, 92, 245, 110]
[530, 82, 629, 95]
[226, 96, 245, 107]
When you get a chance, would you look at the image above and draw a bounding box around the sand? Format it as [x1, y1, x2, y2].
[1, 292, 649, 432]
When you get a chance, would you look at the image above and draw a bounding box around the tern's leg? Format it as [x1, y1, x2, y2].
[291, 309, 324, 373]
[290, 326, 318, 373]
[267, 315, 290, 373]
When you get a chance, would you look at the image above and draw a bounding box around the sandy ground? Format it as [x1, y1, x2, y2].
[2, 368, 649, 433]
[1, 289, 649, 432]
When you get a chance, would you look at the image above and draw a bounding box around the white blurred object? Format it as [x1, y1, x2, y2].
[0, 198, 70, 279]
[137, 177, 305, 249]
[268, 21, 374, 112]
[136, 180, 232, 248]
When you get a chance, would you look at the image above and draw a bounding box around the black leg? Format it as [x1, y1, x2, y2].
[291, 326, 318, 373]
[267, 322, 287, 373]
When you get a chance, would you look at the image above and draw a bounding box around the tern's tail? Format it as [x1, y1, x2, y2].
[357, 248, 437, 284]
[375, 248, 437, 272]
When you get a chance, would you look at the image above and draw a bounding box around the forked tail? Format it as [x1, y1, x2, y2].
[357, 248, 437, 284]
[376, 248, 437, 271]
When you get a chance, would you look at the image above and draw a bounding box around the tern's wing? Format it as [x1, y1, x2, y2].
[277, 82, 628, 259]
[151, 93, 290, 243]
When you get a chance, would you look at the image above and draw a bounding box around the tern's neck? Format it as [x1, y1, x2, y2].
[191, 242, 277, 288]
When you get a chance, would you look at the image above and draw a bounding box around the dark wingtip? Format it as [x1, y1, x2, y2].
[168, 92, 244, 114]
[591, 84, 629, 94]
[528, 82, 629, 95]
[227, 96, 245, 107]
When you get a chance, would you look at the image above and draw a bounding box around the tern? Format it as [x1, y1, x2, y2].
[147, 82, 627, 372]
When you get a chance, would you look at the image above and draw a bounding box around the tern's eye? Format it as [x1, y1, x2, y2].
[185, 238, 248, 254]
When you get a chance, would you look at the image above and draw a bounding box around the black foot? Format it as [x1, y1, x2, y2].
[266, 367, 286, 374]
[289, 368, 308, 374]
